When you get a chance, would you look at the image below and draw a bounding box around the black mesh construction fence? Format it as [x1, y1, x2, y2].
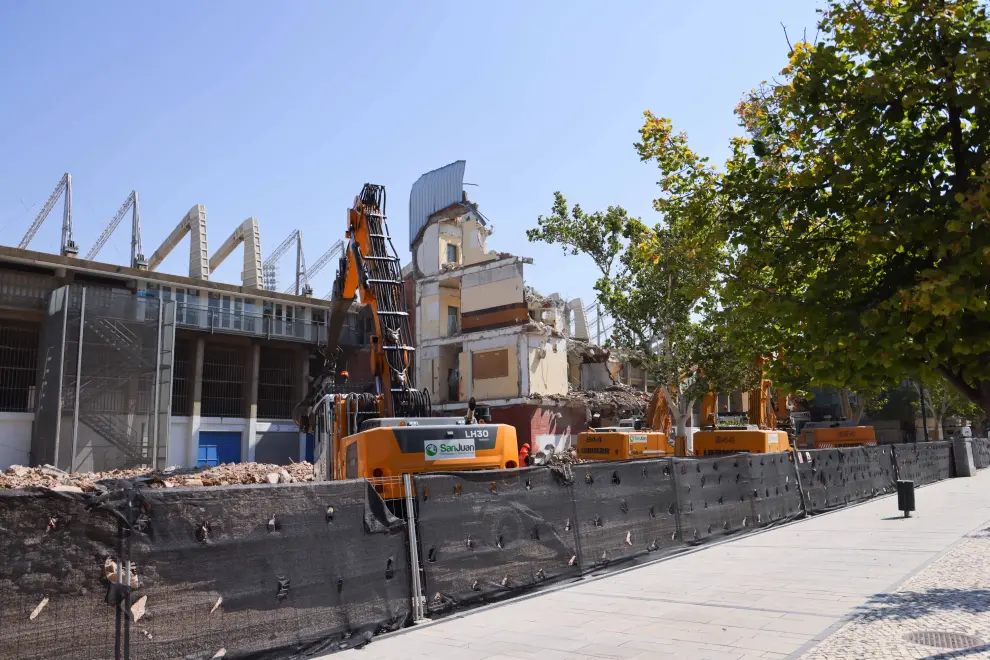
[569, 459, 680, 573]
[748, 452, 804, 527]
[0, 490, 124, 660]
[893, 441, 955, 486]
[413, 468, 579, 615]
[127, 480, 411, 659]
[673, 455, 756, 544]
[795, 449, 853, 514]
[973, 438, 990, 469]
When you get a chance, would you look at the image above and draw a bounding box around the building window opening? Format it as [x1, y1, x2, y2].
[171, 339, 192, 415]
[447, 305, 459, 336]
[259, 347, 295, 419]
[0, 323, 39, 412]
[202, 345, 244, 417]
[446, 243, 458, 265]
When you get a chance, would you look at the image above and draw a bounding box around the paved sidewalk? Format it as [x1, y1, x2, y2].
[801, 526, 990, 659]
[334, 469, 990, 660]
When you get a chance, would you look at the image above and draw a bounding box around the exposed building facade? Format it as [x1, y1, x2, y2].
[407, 161, 601, 450]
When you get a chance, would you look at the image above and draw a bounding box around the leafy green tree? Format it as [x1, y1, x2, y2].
[913, 375, 985, 437]
[719, 0, 990, 415]
[528, 121, 755, 444]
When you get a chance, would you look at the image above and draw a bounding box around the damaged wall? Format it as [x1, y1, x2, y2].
[461, 260, 527, 330]
[527, 335, 568, 397]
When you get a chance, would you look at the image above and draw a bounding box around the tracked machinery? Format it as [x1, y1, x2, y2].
[574, 386, 674, 460]
[294, 183, 518, 499]
[692, 364, 792, 456]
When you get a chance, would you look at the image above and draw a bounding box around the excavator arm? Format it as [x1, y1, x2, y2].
[644, 385, 672, 436]
[296, 184, 429, 428]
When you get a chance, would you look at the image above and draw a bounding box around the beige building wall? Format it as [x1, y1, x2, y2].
[462, 217, 496, 266]
[457, 351, 470, 400]
[471, 345, 520, 400]
[438, 285, 461, 337]
[528, 337, 568, 396]
[461, 261, 526, 314]
[414, 223, 442, 276]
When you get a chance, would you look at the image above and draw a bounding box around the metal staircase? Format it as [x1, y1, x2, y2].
[70, 313, 164, 468]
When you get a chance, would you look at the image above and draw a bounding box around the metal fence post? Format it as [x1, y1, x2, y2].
[150, 298, 163, 466]
[402, 473, 426, 622]
[70, 287, 86, 472]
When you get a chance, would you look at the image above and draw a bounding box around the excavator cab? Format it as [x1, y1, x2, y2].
[311, 393, 518, 500]
[798, 420, 876, 449]
[575, 387, 674, 461]
[691, 425, 791, 456]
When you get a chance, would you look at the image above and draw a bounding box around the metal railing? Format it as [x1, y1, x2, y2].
[173, 303, 365, 346]
[0, 270, 55, 311]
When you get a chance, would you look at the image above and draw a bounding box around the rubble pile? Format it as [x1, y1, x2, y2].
[1, 462, 316, 492]
[536, 384, 649, 416]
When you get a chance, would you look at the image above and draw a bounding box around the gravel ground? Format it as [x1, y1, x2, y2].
[801, 526, 990, 659]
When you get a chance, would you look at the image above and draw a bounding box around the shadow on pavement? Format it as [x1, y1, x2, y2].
[922, 643, 990, 659]
[855, 588, 990, 620]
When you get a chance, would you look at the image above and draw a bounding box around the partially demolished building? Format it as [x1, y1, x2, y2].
[407, 161, 647, 449]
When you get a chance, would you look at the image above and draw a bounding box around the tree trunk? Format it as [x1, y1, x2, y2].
[839, 388, 854, 421]
[938, 366, 990, 421]
[852, 395, 866, 425]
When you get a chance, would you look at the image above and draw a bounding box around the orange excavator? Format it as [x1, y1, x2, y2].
[295, 183, 518, 498]
[574, 385, 673, 460]
[692, 359, 792, 456]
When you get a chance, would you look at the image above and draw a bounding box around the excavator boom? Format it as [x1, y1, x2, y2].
[297, 183, 428, 427]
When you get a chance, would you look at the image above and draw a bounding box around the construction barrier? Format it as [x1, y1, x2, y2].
[1, 440, 967, 656]
[893, 441, 954, 486]
[0, 489, 124, 660]
[749, 452, 804, 526]
[569, 459, 680, 572]
[673, 455, 755, 543]
[413, 468, 579, 615]
[129, 480, 411, 659]
[973, 438, 990, 470]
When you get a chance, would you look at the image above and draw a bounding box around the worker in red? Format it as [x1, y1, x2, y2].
[518, 443, 531, 466]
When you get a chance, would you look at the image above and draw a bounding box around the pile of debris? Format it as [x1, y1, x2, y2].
[534, 383, 650, 426]
[0, 462, 316, 493]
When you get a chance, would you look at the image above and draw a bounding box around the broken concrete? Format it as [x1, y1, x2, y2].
[0, 462, 316, 492]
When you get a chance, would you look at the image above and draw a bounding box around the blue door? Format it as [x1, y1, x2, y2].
[198, 431, 242, 467]
[305, 433, 315, 463]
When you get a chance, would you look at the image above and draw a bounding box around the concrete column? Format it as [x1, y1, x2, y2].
[244, 343, 260, 462]
[298, 349, 310, 461]
[186, 337, 205, 467]
[953, 438, 976, 477]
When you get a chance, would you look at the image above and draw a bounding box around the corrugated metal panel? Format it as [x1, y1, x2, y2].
[408, 160, 466, 248]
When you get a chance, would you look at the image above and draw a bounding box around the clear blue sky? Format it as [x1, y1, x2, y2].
[0, 1, 821, 308]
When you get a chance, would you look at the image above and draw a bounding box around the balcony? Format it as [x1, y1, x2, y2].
[175, 303, 364, 347]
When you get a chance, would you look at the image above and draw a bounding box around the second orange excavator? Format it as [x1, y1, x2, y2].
[692, 360, 792, 456]
[574, 386, 673, 460]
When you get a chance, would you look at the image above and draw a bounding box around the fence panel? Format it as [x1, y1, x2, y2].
[673, 455, 755, 543]
[893, 442, 954, 486]
[796, 449, 849, 514]
[748, 452, 803, 526]
[974, 438, 990, 470]
[840, 445, 898, 501]
[129, 480, 411, 659]
[413, 468, 579, 615]
[0, 490, 122, 660]
[570, 459, 680, 572]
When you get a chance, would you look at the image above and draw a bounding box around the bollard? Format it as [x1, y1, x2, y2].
[896, 479, 915, 518]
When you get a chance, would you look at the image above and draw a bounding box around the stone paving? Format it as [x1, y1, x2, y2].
[331, 469, 990, 660]
[800, 528, 990, 659]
